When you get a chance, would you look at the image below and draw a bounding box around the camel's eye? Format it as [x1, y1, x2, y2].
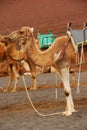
[19, 31, 24, 34]
[22, 42, 26, 45]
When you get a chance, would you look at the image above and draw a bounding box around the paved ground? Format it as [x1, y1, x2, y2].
[0, 72, 87, 130]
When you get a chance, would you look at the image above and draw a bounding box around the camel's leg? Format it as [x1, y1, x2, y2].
[11, 65, 20, 92]
[3, 73, 15, 92]
[11, 77, 19, 92]
[27, 61, 37, 90]
[29, 74, 37, 90]
[57, 72, 76, 88]
[70, 72, 77, 88]
[59, 67, 75, 116]
[3, 65, 15, 92]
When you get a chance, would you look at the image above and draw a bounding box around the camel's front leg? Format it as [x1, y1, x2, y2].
[3, 66, 15, 92]
[30, 72, 37, 90]
[70, 72, 77, 88]
[60, 67, 76, 116]
[11, 65, 20, 92]
[11, 77, 19, 92]
[27, 60, 37, 90]
[3, 74, 14, 92]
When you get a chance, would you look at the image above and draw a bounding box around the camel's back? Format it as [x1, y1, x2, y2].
[49, 35, 69, 52]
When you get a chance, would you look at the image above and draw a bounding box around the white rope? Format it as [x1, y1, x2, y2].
[77, 43, 84, 93]
[77, 63, 81, 93]
[22, 76, 62, 117]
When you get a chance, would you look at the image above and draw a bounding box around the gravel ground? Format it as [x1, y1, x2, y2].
[0, 72, 87, 130]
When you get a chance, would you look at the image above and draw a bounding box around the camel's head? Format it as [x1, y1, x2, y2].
[1, 27, 34, 50]
[14, 26, 34, 41]
[12, 27, 34, 42]
[0, 32, 18, 46]
[20, 26, 34, 35]
[14, 26, 34, 50]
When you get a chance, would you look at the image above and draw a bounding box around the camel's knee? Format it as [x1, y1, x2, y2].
[32, 75, 36, 79]
[64, 89, 70, 96]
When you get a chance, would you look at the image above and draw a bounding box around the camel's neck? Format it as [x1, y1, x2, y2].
[26, 36, 69, 67]
[7, 44, 25, 61]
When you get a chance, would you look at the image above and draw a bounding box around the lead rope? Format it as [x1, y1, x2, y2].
[22, 76, 62, 117]
[77, 43, 84, 93]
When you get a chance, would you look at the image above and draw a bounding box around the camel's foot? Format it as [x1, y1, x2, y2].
[11, 89, 17, 92]
[3, 88, 10, 92]
[62, 110, 72, 116]
[62, 108, 77, 116]
[30, 87, 37, 90]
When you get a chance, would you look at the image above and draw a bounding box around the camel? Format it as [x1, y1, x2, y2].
[0, 36, 33, 92]
[1, 33, 51, 92]
[2, 27, 76, 116]
[0, 38, 36, 92]
[0, 40, 15, 91]
[3, 26, 87, 116]
[0, 38, 32, 92]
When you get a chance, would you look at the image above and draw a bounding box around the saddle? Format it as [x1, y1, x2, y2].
[67, 25, 87, 64]
[67, 28, 87, 50]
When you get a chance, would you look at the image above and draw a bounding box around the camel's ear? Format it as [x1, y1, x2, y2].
[30, 27, 34, 33]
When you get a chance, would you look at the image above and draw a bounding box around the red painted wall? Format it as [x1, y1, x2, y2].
[0, 0, 87, 35]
